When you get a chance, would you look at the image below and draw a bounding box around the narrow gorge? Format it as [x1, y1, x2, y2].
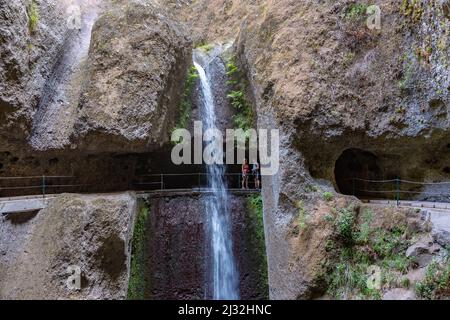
[1, 0, 449, 301]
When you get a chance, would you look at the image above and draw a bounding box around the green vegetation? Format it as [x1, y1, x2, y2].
[127, 202, 150, 300]
[246, 194, 269, 299]
[325, 207, 414, 299]
[173, 66, 199, 136]
[226, 56, 255, 131]
[400, 0, 424, 22]
[345, 3, 369, 20]
[415, 259, 450, 299]
[335, 206, 356, 245]
[248, 194, 265, 247]
[196, 41, 214, 53]
[323, 191, 334, 202]
[296, 200, 309, 231]
[399, 57, 414, 90]
[28, 0, 39, 34]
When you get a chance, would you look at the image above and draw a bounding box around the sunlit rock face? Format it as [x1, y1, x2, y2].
[73, 0, 192, 153]
[174, 0, 450, 299]
[1, 0, 192, 154]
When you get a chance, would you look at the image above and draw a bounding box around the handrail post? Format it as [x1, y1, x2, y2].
[42, 175, 46, 199]
[396, 178, 400, 207]
[161, 174, 164, 190]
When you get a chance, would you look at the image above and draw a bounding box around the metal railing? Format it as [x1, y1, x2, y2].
[133, 172, 261, 191]
[0, 176, 85, 198]
[0, 173, 262, 198]
[349, 177, 450, 205]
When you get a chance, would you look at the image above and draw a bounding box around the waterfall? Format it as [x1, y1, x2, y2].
[194, 52, 239, 300]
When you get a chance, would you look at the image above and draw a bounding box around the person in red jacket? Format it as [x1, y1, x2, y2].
[242, 159, 250, 189]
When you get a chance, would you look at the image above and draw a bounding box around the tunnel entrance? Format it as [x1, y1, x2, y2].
[334, 148, 382, 196]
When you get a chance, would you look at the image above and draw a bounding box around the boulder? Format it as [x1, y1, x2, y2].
[0, 193, 137, 300]
[406, 237, 441, 268]
[73, 0, 192, 153]
[433, 228, 450, 247]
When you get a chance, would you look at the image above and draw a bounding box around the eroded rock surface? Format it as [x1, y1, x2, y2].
[0, 192, 137, 300]
[0, 0, 69, 145]
[174, 0, 450, 299]
[73, 0, 192, 152]
[1, 0, 192, 153]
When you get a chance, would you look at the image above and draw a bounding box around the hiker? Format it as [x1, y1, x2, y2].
[242, 158, 250, 189]
[252, 162, 260, 189]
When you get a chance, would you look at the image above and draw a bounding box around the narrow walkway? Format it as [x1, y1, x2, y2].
[0, 197, 55, 215]
[367, 199, 450, 246]
[367, 199, 450, 210]
[0, 189, 260, 214]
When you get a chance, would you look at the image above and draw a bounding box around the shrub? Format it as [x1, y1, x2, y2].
[323, 192, 334, 202]
[415, 260, 450, 299]
[335, 207, 356, 245]
[225, 56, 255, 131]
[355, 209, 373, 244]
[196, 41, 214, 53]
[325, 207, 415, 299]
[296, 200, 309, 230]
[345, 3, 369, 20]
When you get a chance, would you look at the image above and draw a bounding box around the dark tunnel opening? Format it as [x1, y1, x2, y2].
[334, 148, 382, 197]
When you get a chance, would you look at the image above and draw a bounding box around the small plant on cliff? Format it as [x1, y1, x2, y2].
[226, 56, 255, 131]
[173, 65, 199, 137]
[246, 194, 269, 298]
[128, 203, 150, 300]
[335, 206, 356, 245]
[28, 0, 39, 34]
[400, 0, 424, 22]
[345, 3, 369, 20]
[196, 41, 214, 54]
[296, 200, 309, 230]
[355, 209, 373, 244]
[323, 192, 334, 202]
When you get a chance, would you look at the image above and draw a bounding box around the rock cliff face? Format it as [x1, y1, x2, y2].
[0, 0, 192, 194]
[73, 0, 192, 152]
[0, 0, 68, 145]
[0, 0, 191, 170]
[0, 193, 137, 300]
[1, 0, 449, 301]
[134, 193, 268, 300]
[174, 0, 450, 299]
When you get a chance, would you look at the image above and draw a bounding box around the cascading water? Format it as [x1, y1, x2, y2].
[193, 50, 239, 300]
